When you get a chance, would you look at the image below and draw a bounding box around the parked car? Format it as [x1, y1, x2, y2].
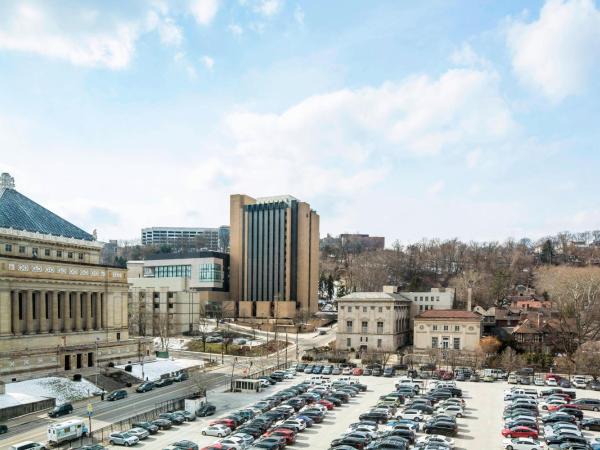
[48, 403, 73, 418]
[171, 440, 199, 450]
[0, 424, 7, 434]
[107, 389, 127, 401]
[173, 372, 189, 382]
[202, 424, 232, 437]
[152, 418, 173, 430]
[198, 404, 217, 417]
[136, 382, 154, 393]
[127, 427, 150, 440]
[155, 377, 174, 388]
[502, 437, 544, 450]
[131, 421, 159, 434]
[108, 432, 139, 447]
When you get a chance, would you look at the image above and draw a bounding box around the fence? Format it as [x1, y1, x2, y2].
[55, 394, 191, 448]
[245, 361, 293, 379]
[0, 398, 55, 422]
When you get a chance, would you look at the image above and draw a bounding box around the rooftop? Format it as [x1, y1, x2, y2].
[0, 173, 94, 242]
[416, 309, 481, 320]
[340, 292, 411, 302]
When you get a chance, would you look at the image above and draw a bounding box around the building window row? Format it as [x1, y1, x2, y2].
[431, 336, 461, 350]
[414, 296, 441, 302]
[150, 265, 192, 278]
[199, 263, 222, 282]
[2, 243, 84, 260]
[431, 324, 461, 332]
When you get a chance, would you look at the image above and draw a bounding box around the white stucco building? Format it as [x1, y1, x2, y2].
[413, 309, 482, 352]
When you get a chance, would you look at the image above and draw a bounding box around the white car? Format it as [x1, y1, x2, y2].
[572, 379, 587, 389]
[128, 427, 150, 440]
[436, 405, 464, 417]
[344, 426, 377, 439]
[342, 367, 352, 375]
[401, 409, 424, 421]
[219, 437, 245, 450]
[108, 432, 140, 447]
[202, 424, 232, 437]
[283, 372, 295, 379]
[544, 423, 582, 438]
[284, 419, 307, 431]
[545, 379, 558, 386]
[231, 433, 255, 447]
[416, 434, 455, 449]
[502, 437, 544, 450]
[540, 399, 566, 410]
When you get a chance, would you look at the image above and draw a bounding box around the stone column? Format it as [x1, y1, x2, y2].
[85, 292, 93, 331]
[74, 292, 82, 331]
[51, 291, 60, 333]
[25, 290, 34, 334]
[95, 292, 102, 330]
[39, 290, 48, 333]
[0, 289, 11, 336]
[63, 291, 72, 332]
[101, 292, 108, 329]
[12, 290, 21, 335]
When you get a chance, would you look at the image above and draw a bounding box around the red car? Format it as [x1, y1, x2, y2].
[210, 418, 236, 430]
[501, 426, 538, 439]
[318, 399, 334, 410]
[352, 368, 364, 376]
[201, 445, 224, 450]
[265, 428, 296, 444]
[557, 404, 581, 411]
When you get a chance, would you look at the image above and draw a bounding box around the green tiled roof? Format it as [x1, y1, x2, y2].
[0, 187, 94, 241]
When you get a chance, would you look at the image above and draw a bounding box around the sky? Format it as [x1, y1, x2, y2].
[1, 0, 599, 245]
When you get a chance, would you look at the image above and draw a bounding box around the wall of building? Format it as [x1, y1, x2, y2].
[413, 318, 481, 352]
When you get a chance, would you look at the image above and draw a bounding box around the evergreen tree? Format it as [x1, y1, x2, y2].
[326, 275, 335, 300]
[540, 239, 555, 264]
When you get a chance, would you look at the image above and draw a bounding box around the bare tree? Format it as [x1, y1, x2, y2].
[498, 347, 524, 375]
[155, 313, 172, 352]
[194, 305, 212, 352]
[573, 341, 600, 380]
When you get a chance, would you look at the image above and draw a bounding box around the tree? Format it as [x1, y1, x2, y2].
[573, 341, 600, 380]
[499, 347, 524, 374]
[540, 239, 555, 264]
[326, 275, 335, 300]
[194, 306, 212, 352]
[479, 336, 502, 356]
[336, 283, 349, 298]
[537, 267, 600, 360]
[155, 313, 172, 352]
[190, 372, 209, 399]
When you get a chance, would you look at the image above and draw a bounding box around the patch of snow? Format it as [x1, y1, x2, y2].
[0, 377, 101, 408]
[117, 357, 203, 382]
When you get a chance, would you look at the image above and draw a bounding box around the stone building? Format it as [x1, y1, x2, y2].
[335, 291, 412, 353]
[127, 252, 231, 335]
[0, 173, 150, 381]
[413, 310, 482, 352]
[230, 194, 319, 322]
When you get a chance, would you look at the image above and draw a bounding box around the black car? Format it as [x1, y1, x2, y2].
[359, 412, 388, 424]
[73, 445, 106, 450]
[582, 418, 600, 431]
[380, 429, 415, 444]
[155, 377, 174, 388]
[545, 435, 588, 447]
[557, 406, 583, 420]
[152, 418, 173, 430]
[325, 396, 343, 407]
[132, 421, 159, 434]
[172, 440, 199, 450]
[0, 424, 7, 434]
[107, 389, 127, 401]
[173, 372, 189, 382]
[197, 403, 216, 417]
[542, 413, 577, 424]
[383, 368, 396, 377]
[136, 381, 154, 393]
[330, 436, 369, 449]
[423, 421, 457, 436]
[48, 402, 73, 418]
[159, 412, 185, 424]
[372, 368, 383, 377]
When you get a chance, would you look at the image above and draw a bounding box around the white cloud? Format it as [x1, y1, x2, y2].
[157, 16, 183, 46]
[201, 55, 215, 70]
[190, 0, 220, 26]
[466, 149, 481, 169]
[427, 180, 445, 196]
[0, 4, 139, 69]
[506, 0, 600, 101]
[294, 5, 305, 25]
[254, 0, 282, 17]
[450, 43, 490, 68]
[228, 23, 244, 35]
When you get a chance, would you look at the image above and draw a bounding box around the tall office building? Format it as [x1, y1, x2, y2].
[230, 194, 319, 322]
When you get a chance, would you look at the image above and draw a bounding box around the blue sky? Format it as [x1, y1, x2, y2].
[1, 0, 599, 244]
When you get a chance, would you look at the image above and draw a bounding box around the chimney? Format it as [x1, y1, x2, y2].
[466, 287, 472, 311]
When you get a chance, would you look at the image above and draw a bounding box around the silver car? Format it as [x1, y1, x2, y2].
[128, 427, 150, 440]
[108, 431, 139, 446]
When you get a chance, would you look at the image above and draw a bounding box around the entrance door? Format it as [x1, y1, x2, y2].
[76, 353, 82, 369]
[64, 355, 71, 371]
[87, 352, 94, 367]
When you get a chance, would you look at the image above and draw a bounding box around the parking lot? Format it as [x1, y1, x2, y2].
[60, 373, 600, 449]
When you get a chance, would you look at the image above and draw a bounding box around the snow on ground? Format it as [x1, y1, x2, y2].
[0, 377, 101, 408]
[117, 357, 203, 381]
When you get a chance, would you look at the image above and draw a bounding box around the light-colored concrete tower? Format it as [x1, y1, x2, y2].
[230, 194, 319, 322]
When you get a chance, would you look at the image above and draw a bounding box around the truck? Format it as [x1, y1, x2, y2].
[47, 419, 88, 446]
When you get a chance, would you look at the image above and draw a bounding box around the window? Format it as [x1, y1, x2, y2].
[377, 339, 382, 348]
[376, 321, 384, 334]
[432, 325, 438, 331]
[4, 244, 12, 252]
[32, 247, 38, 257]
[370, 306, 375, 310]
[419, 305, 423, 311]
[346, 320, 353, 333]
[420, 296, 423, 301]
[454, 325, 460, 332]
[200, 263, 222, 282]
[431, 337, 438, 348]
[362, 307, 367, 312]
[436, 296, 440, 302]
[153, 303, 159, 309]
[443, 325, 449, 331]
[116, 332, 121, 341]
[340, 306, 345, 310]
[442, 338, 449, 349]
[78, 253, 84, 260]
[44, 249, 50, 256]
[67, 252, 73, 259]
[361, 321, 368, 333]
[347, 306, 352, 312]
[19, 246, 26, 253]
[365, 337, 368, 342]
[453, 338, 460, 350]
[57, 250, 62, 257]
[346, 338, 352, 348]
[378, 307, 383, 313]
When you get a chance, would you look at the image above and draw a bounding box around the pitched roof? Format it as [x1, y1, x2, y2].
[415, 309, 481, 320]
[0, 186, 93, 241]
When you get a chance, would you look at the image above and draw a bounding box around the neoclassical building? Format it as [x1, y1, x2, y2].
[0, 173, 150, 381]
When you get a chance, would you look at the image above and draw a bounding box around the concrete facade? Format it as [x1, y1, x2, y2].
[385, 287, 455, 318]
[413, 310, 482, 352]
[230, 194, 319, 322]
[127, 252, 231, 336]
[336, 292, 412, 353]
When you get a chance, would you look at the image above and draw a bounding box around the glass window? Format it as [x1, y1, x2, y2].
[443, 325, 449, 331]
[346, 320, 353, 332]
[363, 307, 367, 312]
[19, 246, 26, 253]
[431, 337, 438, 348]
[346, 338, 351, 347]
[378, 307, 383, 313]
[453, 338, 460, 350]
[200, 263, 222, 282]
[361, 321, 368, 332]
[32, 247, 38, 257]
[44, 249, 50, 256]
[57, 250, 62, 257]
[377, 321, 384, 334]
[78, 253, 84, 260]
[377, 339, 382, 348]
[433, 325, 438, 331]
[5, 244, 12, 252]
[454, 325, 460, 332]
[67, 252, 73, 259]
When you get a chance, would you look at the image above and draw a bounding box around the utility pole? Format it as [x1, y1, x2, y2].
[285, 328, 288, 367]
[296, 324, 299, 362]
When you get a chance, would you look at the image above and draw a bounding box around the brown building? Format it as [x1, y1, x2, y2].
[0, 173, 151, 381]
[230, 194, 319, 322]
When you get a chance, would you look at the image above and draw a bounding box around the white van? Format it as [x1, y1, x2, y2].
[47, 419, 88, 445]
[9, 442, 46, 450]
